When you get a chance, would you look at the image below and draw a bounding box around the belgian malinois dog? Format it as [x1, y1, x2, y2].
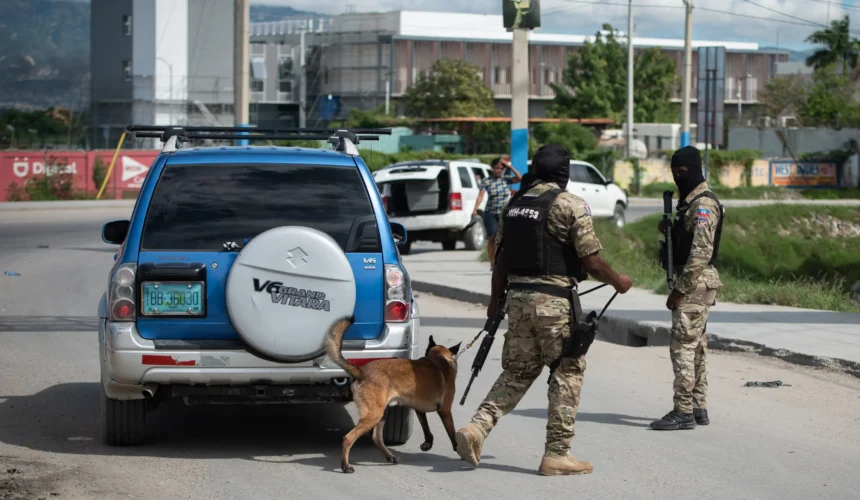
[324, 315, 462, 473]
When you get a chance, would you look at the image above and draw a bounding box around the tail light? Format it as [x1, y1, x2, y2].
[382, 195, 389, 212]
[109, 263, 137, 322]
[384, 264, 410, 323]
[449, 192, 463, 211]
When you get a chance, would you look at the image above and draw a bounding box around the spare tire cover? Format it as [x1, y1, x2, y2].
[225, 226, 357, 362]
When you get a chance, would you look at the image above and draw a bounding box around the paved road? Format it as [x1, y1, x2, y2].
[2, 207, 860, 499]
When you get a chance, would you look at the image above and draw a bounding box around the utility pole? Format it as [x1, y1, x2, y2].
[234, 0, 250, 144]
[626, 0, 634, 158]
[681, 0, 693, 148]
[511, 27, 529, 179]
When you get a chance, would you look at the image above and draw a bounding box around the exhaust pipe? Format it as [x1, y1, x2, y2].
[141, 384, 157, 399]
[332, 377, 349, 387]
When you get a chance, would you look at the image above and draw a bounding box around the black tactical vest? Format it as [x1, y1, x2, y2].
[671, 190, 724, 267]
[501, 187, 588, 280]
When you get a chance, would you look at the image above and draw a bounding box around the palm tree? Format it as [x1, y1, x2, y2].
[805, 14, 860, 76]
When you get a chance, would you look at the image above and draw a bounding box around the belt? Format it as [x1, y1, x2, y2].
[507, 282, 583, 327]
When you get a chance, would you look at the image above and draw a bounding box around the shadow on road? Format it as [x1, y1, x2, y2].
[511, 408, 653, 428]
[0, 382, 546, 475]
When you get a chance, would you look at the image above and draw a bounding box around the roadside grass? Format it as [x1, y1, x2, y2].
[639, 182, 860, 201]
[480, 205, 860, 312]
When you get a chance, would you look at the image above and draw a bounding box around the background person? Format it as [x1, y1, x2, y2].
[474, 156, 521, 267]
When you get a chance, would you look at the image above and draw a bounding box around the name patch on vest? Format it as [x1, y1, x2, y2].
[696, 208, 711, 228]
[507, 207, 541, 220]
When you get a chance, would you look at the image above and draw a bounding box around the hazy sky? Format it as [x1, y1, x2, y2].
[257, 0, 860, 51]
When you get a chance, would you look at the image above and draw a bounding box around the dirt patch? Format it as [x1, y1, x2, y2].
[776, 214, 860, 238]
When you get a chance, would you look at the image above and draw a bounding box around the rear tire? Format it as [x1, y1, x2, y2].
[613, 202, 626, 228]
[463, 217, 486, 251]
[101, 384, 147, 446]
[441, 241, 457, 251]
[382, 406, 414, 446]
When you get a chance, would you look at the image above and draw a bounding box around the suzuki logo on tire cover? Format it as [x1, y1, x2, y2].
[285, 247, 309, 269]
[252, 279, 331, 312]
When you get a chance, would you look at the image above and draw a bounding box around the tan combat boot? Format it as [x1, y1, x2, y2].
[538, 455, 594, 476]
[455, 423, 485, 467]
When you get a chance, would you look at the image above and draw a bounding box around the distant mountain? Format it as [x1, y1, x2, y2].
[251, 4, 324, 22]
[0, 0, 91, 110]
[0, 0, 326, 110]
[760, 46, 815, 63]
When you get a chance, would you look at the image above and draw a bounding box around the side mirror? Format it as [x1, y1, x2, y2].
[390, 222, 408, 246]
[102, 220, 130, 245]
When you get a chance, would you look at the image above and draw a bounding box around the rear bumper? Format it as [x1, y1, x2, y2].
[388, 211, 471, 233]
[99, 316, 421, 401]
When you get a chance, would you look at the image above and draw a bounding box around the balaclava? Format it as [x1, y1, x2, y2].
[532, 144, 571, 189]
[671, 145, 705, 202]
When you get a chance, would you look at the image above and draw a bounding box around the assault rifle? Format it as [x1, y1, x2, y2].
[658, 190, 675, 289]
[459, 290, 507, 406]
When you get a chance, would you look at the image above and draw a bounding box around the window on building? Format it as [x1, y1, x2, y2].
[278, 56, 293, 93]
[494, 66, 500, 84]
[122, 15, 132, 36]
[122, 60, 131, 81]
[250, 56, 266, 93]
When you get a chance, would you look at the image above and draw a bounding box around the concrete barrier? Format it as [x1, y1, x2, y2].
[412, 280, 860, 380]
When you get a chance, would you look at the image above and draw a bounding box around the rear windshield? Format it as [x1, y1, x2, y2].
[141, 163, 376, 251]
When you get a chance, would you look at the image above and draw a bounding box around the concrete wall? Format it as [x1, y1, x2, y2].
[90, 0, 134, 101]
[613, 159, 771, 190]
[728, 127, 860, 157]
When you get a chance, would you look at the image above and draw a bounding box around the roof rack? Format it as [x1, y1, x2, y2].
[125, 125, 392, 156]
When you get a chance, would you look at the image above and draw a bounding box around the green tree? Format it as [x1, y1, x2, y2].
[342, 105, 413, 128]
[798, 64, 860, 127]
[548, 24, 678, 124]
[402, 59, 502, 118]
[757, 74, 809, 121]
[805, 15, 860, 76]
[531, 121, 599, 158]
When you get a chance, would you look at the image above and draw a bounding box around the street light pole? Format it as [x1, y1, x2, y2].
[234, 0, 250, 144]
[681, 0, 693, 147]
[155, 57, 173, 125]
[626, 0, 635, 158]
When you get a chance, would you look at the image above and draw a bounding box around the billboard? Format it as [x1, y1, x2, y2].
[769, 160, 840, 188]
[697, 46, 726, 147]
[0, 150, 161, 201]
[503, 0, 541, 29]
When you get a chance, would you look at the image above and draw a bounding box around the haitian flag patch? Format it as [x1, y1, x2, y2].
[696, 207, 711, 228]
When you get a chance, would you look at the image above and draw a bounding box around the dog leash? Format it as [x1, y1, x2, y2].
[455, 283, 614, 360]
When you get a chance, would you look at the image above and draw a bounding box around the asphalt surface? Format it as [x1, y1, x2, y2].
[2, 207, 860, 499]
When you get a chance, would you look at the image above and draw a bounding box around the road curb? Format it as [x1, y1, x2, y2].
[0, 200, 136, 211]
[412, 280, 860, 380]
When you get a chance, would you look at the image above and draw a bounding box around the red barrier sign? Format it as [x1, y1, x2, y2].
[0, 150, 161, 201]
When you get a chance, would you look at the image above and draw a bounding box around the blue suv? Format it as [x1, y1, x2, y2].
[98, 126, 419, 446]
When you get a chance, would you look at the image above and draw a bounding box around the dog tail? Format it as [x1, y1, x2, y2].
[324, 315, 362, 381]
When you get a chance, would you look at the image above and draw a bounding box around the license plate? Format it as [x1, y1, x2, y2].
[141, 281, 205, 316]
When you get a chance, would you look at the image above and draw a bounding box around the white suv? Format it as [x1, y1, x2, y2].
[373, 160, 494, 254]
[527, 159, 629, 227]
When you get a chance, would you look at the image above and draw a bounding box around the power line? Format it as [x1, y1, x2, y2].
[740, 0, 860, 32]
[560, 0, 860, 31]
[808, 0, 860, 13]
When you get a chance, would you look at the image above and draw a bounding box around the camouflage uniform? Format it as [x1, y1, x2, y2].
[468, 181, 601, 459]
[670, 181, 723, 415]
